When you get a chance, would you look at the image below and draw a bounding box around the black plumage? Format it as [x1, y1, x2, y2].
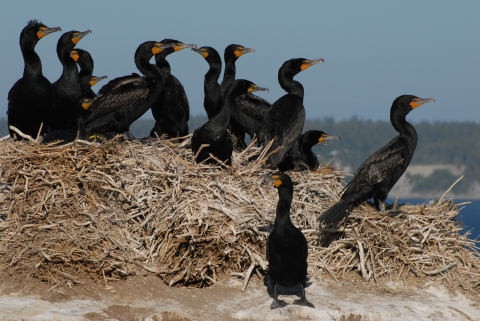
[191, 79, 268, 166]
[266, 173, 313, 309]
[85, 41, 175, 139]
[220, 44, 271, 148]
[70, 48, 107, 99]
[50, 30, 92, 139]
[150, 39, 196, 138]
[192, 46, 222, 119]
[7, 20, 61, 139]
[278, 130, 340, 172]
[41, 98, 94, 144]
[318, 95, 435, 225]
[259, 58, 324, 168]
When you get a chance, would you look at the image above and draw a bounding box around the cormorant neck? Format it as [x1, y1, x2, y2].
[220, 57, 237, 97]
[275, 186, 293, 225]
[391, 110, 416, 138]
[20, 38, 42, 78]
[57, 44, 78, 80]
[278, 68, 304, 99]
[204, 59, 222, 118]
[78, 61, 93, 78]
[155, 56, 171, 77]
[136, 53, 165, 87]
[300, 141, 319, 170]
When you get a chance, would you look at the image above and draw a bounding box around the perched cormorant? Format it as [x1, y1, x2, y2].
[318, 95, 435, 225]
[7, 20, 61, 139]
[191, 79, 268, 166]
[70, 49, 107, 98]
[85, 41, 176, 139]
[149, 39, 196, 138]
[259, 58, 324, 169]
[278, 130, 340, 172]
[192, 46, 222, 119]
[50, 30, 92, 139]
[41, 97, 94, 144]
[220, 44, 271, 148]
[266, 173, 314, 309]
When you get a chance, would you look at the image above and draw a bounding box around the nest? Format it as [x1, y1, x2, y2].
[0, 133, 479, 296]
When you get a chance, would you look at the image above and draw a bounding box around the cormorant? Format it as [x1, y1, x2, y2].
[318, 95, 435, 225]
[41, 97, 94, 144]
[7, 20, 61, 139]
[85, 41, 176, 139]
[50, 30, 92, 139]
[149, 39, 196, 138]
[278, 130, 340, 172]
[220, 44, 271, 148]
[259, 58, 324, 169]
[70, 49, 107, 98]
[266, 173, 314, 309]
[192, 46, 222, 119]
[191, 79, 268, 166]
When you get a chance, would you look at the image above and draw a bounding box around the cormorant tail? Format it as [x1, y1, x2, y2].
[318, 199, 352, 225]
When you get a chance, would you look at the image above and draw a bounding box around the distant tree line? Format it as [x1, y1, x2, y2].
[1, 115, 478, 193]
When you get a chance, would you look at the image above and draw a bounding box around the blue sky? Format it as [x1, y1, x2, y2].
[1, 1, 479, 122]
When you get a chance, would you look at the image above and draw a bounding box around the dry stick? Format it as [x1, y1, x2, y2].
[192, 144, 210, 165]
[421, 261, 459, 276]
[357, 240, 368, 281]
[393, 178, 410, 210]
[9, 126, 36, 143]
[36, 122, 43, 142]
[437, 175, 464, 206]
[242, 263, 255, 292]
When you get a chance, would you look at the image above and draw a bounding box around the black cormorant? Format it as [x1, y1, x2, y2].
[259, 58, 324, 169]
[50, 30, 92, 139]
[149, 39, 196, 138]
[278, 130, 340, 172]
[191, 79, 268, 166]
[220, 44, 271, 148]
[41, 97, 94, 144]
[266, 173, 313, 309]
[85, 41, 175, 139]
[192, 46, 222, 119]
[70, 49, 107, 98]
[7, 20, 61, 139]
[318, 95, 435, 225]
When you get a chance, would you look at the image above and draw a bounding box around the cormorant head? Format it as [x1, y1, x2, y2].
[70, 48, 94, 72]
[192, 46, 222, 64]
[88, 75, 108, 87]
[266, 173, 294, 192]
[228, 79, 268, 99]
[280, 58, 324, 78]
[79, 97, 95, 111]
[224, 44, 254, 62]
[303, 130, 340, 147]
[157, 39, 197, 59]
[21, 20, 61, 47]
[57, 30, 91, 55]
[391, 95, 435, 117]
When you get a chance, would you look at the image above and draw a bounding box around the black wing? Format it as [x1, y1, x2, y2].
[235, 93, 271, 123]
[172, 75, 189, 121]
[86, 74, 154, 122]
[6, 79, 21, 115]
[343, 136, 408, 196]
[260, 97, 305, 167]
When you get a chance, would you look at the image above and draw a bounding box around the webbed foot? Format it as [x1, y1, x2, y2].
[293, 298, 315, 308]
[270, 299, 288, 309]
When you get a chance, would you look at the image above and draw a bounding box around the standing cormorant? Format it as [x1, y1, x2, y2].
[7, 20, 61, 139]
[259, 58, 324, 169]
[191, 79, 268, 166]
[220, 44, 271, 148]
[266, 173, 314, 309]
[85, 41, 176, 139]
[50, 30, 92, 139]
[149, 39, 196, 138]
[192, 46, 222, 119]
[70, 48, 107, 98]
[278, 130, 340, 172]
[318, 95, 435, 225]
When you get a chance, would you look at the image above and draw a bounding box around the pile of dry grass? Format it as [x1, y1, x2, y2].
[0, 134, 479, 296]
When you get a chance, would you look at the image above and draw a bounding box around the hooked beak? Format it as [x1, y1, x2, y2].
[410, 97, 435, 109]
[301, 58, 324, 71]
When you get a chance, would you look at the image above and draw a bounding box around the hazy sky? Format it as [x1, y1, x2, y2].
[1, 1, 479, 123]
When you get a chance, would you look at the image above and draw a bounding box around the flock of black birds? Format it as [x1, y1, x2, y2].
[6, 20, 435, 309]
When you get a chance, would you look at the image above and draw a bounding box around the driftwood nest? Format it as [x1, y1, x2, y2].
[0, 134, 479, 296]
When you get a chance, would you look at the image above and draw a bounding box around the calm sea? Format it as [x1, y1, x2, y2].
[388, 198, 480, 240]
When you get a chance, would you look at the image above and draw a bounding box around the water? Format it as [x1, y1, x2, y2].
[388, 198, 480, 240]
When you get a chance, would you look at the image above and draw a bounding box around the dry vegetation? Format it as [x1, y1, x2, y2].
[0, 134, 479, 297]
